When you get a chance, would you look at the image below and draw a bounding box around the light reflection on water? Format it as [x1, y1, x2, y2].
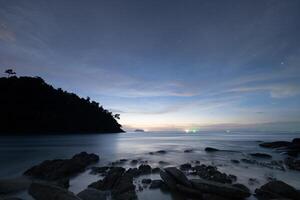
[0, 131, 299, 200]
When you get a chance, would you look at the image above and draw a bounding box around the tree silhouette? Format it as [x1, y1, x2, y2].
[5, 69, 16, 77]
[114, 114, 120, 120]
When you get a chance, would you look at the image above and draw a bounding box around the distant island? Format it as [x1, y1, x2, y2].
[134, 129, 145, 132]
[0, 76, 124, 134]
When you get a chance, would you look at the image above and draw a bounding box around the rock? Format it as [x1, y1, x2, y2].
[24, 152, 99, 180]
[292, 138, 300, 144]
[176, 184, 203, 197]
[192, 164, 235, 184]
[202, 193, 229, 200]
[138, 164, 152, 174]
[149, 180, 164, 189]
[89, 167, 125, 190]
[184, 149, 194, 153]
[111, 173, 136, 200]
[232, 183, 250, 193]
[158, 161, 169, 165]
[77, 188, 107, 200]
[205, 147, 219, 152]
[0, 177, 31, 194]
[56, 178, 70, 189]
[259, 141, 292, 148]
[126, 168, 140, 177]
[149, 150, 167, 155]
[141, 179, 152, 184]
[191, 179, 251, 199]
[130, 160, 138, 165]
[152, 167, 161, 173]
[250, 153, 272, 159]
[284, 157, 300, 171]
[180, 163, 192, 171]
[248, 178, 259, 185]
[90, 166, 109, 175]
[164, 167, 192, 188]
[1, 198, 25, 200]
[231, 160, 240, 164]
[28, 182, 80, 200]
[160, 170, 177, 190]
[255, 180, 300, 200]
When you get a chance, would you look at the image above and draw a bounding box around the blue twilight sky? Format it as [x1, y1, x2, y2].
[0, 0, 300, 131]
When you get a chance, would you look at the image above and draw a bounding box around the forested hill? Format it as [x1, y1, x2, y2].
[0, 76, 124, 134]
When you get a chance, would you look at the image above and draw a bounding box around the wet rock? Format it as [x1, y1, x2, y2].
[255, 180, 300, 200]
[284, 157, 300, 171]
[164, 167, 192, 187]
[160, 170, 177, 190]
[1, 198, 25, 200]
[77, 188, 107, 200]
[248, 178, 259, 185]
[184, 149, 194, 153]
[202, 193, 229, 200]
[176, 184, 202, 197]
[130, 160, 138, 165]
[152, 167, 161, 173]
[89, 167, 125, 190]
[138, 164, 152, 174]
[29, 182, 80, 200]
[250, 153, 272, 159]
[192, 165, 235, 184]
[90, 166, 109, 175]
[149, 180, 164, 189]
[191, 179, 251, 199]
[205, 147, 219, 152]
[180, 163, 192, 171]
[56, 178, 70, 189]
[126, 168, 140, 177]
[241, 159, 285, 171]
[231, 160, 240, 164]
[292, 138, 300, 144]
[141, 179, 152, 184]
[232, 183, 250, 194]
[158, 161, 169, 165]
[259, 141, 292, 148]
[149, 150, 167, 155]
[0, 177, 31, 194]
[24, 152, 99, 180]
[111, 173, 136, 200]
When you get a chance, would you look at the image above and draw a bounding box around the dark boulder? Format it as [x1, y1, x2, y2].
[191, 179, 251, 199]
[231, 160, 240, 164]
[28, 182, 80, 200]
[160, 170, 177, 190]
[141, 179, 152, 184]
[149, 180, 164, 189]
[284, 157, 300, 171]
[77, 188, 107, 200]
[192, 165, 235, 184]
[89, 167, 125, 190]
[184, 149, 194, 153]
[176, 184, 203, 198]
[24, 152, 99, 180]
[250, 153, 272, 159]
[164, 167, 192, 188]
[202, 193, 229, 200]
[90, 166, 109, 175]
[138, 164, 152, 174]
[126, 168, 140, 177]
[255, 180, 300, 200]
[180, 163, 192, 171]
[259, 141, 291, 148]
[205, 147, 219, 152]
[152, 167, 161, 173]
[0, 177, 31, 194]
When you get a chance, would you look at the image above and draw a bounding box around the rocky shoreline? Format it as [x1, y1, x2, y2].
[1, 138, 300, 200]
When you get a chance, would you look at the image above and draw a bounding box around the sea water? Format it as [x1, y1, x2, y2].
[0, 131, 299, 199]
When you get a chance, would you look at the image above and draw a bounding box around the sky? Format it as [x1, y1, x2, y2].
[0, 0, 300, 132]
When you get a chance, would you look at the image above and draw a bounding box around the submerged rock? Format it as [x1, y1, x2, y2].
[255, 180, 300, 200]
[149, 180, 164, 189]
[250, 153, 272, 159]
[24, 152, 99, 180]
[29, 182, 80, 200]
[230, 160, 240, 164]
[191, 179, 251, 199]
[259, 141, 292, 148]
[184, 149, 194, 153]
[77, 188, 107, 200]
[205, 147, 220, 152]
[141, 179, 152, 184]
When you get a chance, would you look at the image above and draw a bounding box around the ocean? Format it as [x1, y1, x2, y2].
[0, 131, 299, 199]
